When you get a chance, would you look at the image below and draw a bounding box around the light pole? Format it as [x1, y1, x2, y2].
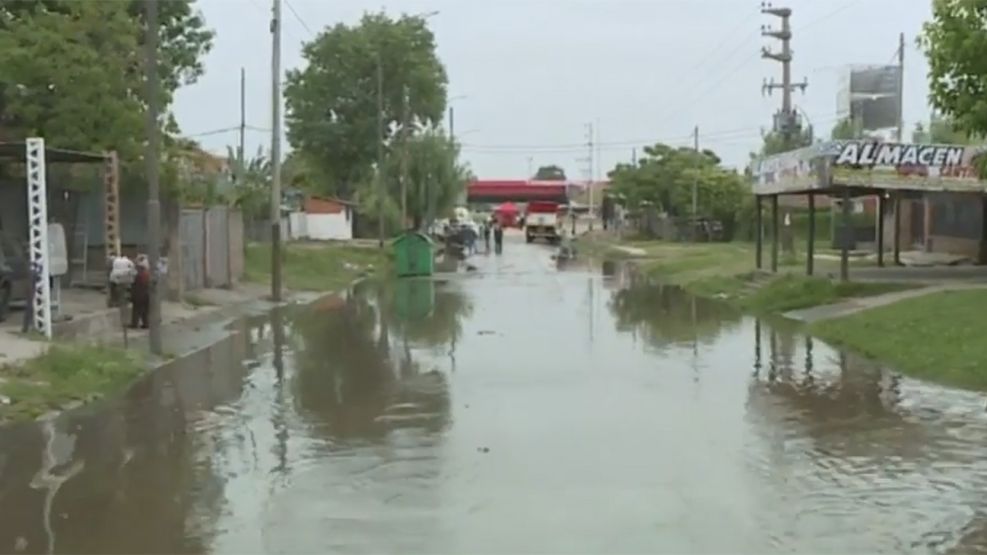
[144, 0, 163, 354]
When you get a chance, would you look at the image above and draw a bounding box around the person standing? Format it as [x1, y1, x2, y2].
[482, 221, 492, 253]
[493, 221, 504, 254]
[130, 254, 151, 329]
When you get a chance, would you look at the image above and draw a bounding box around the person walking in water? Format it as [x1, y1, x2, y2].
[483, 220, 492, 253]
[493, 221, 504, 254]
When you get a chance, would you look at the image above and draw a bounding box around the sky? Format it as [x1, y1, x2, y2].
[172, 0, 934, 181]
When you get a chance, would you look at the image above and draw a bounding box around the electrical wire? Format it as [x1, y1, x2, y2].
[284, 0, 315, 37]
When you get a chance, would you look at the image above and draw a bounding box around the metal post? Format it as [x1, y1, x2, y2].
[770, 195, 779, 272]
[893, 193, 902, 265]
[144, 0, 163, 353]
[401, 85, 410, 229]
[877, 193, 886, 267]
[755, 196, 763, 269]
[692, 125, 699, 242]
[239, 67, 246, 182]
[896, 32, 904, 143]
[448, 106, 455, 143]
[25, 139, 52, 339]
[376, 53, 385, 248]
[840, 187, 851, 282]
[806, 192, 815, 275]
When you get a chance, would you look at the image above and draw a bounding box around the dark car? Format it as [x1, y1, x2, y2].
[0, 234, 31, 322]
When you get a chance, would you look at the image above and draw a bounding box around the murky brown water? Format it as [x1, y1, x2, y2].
[2, 238, 987, 554]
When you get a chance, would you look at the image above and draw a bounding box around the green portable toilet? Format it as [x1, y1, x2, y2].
[393, 231, 434, 277]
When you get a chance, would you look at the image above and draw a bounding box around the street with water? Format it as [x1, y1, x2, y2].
[2, 233, 987, 554]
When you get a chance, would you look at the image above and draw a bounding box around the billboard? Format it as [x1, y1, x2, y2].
[837, 64, 901, 131]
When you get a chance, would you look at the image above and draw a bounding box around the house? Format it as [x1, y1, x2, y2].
[288, 195, 356, 241]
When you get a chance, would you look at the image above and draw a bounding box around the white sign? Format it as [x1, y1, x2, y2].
[47, 223, 68, 277]
[834, 142, 965, 167]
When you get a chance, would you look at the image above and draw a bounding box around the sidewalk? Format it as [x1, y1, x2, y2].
[0, 283, 278, 367]
[783, 282, 987, 323]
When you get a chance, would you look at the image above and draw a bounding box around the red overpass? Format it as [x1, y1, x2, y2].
[467, 180, 572, 204]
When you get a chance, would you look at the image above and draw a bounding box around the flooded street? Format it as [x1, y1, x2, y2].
[3, 235, 987, 553]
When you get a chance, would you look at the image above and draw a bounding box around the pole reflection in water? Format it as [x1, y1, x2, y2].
[30, 418, 84, 555]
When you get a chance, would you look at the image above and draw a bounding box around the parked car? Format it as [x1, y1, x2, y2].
[0, 233, 30, 322]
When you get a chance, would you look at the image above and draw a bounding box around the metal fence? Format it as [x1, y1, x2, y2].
[177, 207, 244, 291]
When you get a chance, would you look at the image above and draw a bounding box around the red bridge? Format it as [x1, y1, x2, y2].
[467, 180, 573, 204]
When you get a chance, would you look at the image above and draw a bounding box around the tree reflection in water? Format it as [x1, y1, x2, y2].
[608, 275, 742, 348]
[291, 280, 469, 444]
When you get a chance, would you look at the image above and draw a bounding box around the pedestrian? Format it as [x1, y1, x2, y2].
[130, 254, 151, 329]
[482, 221, 492, 252]
[493, 221, 504, 254]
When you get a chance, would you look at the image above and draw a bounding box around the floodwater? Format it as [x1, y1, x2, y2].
[2, 236, 987, 554]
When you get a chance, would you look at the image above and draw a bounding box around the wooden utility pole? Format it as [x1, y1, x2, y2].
[761, 5, 808, 146]
[269, 0, 283, 301]
[376, 54, 385, 248]
[144, 0, 163, 354]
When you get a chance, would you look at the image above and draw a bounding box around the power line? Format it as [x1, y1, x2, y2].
[284, 0, 314, 37]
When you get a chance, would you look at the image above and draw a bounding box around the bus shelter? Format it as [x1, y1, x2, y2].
[752, 140, 987, 281]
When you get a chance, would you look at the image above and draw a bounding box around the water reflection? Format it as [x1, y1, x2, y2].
[608, 275, 742, 348]
[0, 319, 252, 554]
[290, 281, 461, 442]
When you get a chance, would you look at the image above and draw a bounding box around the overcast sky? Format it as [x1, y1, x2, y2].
[172, 0, 933, 181]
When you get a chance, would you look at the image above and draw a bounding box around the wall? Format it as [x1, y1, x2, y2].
[306, 212, 353, 240]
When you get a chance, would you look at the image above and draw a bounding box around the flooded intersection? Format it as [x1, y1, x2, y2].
[2, 237, 987, 553]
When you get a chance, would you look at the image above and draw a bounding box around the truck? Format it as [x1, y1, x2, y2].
[524, 201, 562, 244]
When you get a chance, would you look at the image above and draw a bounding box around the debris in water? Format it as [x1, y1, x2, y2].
[477, 330, 496, 335]
[14, 537, 27, 552]
[477, 447, 490, 453]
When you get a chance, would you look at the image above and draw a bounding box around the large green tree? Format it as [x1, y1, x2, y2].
[0, 0, 213, 157]
[607, 143, 748, 238]
[920, 0, 987, 137]
[284, 11, 448, 199]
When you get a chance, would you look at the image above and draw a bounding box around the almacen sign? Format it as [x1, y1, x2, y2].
[753, 140, 987, 195]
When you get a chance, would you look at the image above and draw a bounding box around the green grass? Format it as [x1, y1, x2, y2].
[736, 275, 913, 313]
[811, 289, 987, 389]
[245, 241, 390, 292]
[0, 344, 143, 421]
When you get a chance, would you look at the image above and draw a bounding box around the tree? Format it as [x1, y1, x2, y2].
[920, 1, 987, 138]
[830, 117, 859, 140]
[758, 127, 813, 157]
[0, 0, 213, 157]
[375, 129, 468, 229]
[913, 113, 977, 144]
[0, 2, 143, 157]
[607, 142, 748, 238]
[533, 164, 567, 181]
[285, 11, 448, 199]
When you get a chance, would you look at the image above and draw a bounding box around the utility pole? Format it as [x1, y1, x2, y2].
[896, 31, 905, 142]
[238, 67, 246, 182]
[269, 0, 283, 301]
[761, 4, 808, 146]
[631, 147, 637, 166]
[692, 125, 699, 241]
[144, 0, 162, 354]
[376, 54, 385, 248]
[448, 106, 455, 143]
[585, 122, 595, 231]
[400, 85, 410, 229]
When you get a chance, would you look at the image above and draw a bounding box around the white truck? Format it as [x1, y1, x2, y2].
[524, 201, 561, 244]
